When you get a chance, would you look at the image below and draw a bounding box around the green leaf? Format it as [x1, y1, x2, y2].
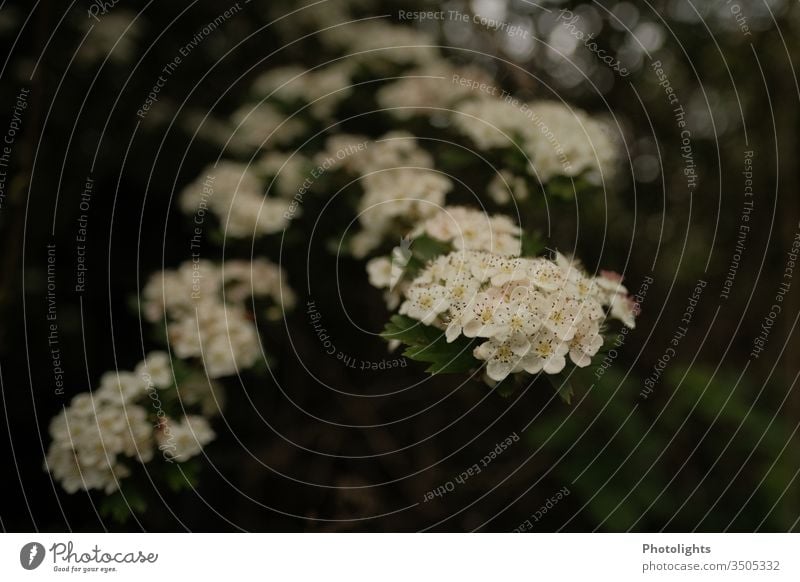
[382, 315, 477, 374]
[410, 234, 451, 262]
[381, 314, 440, 344]
[163, 458, 201, 492]
[402, 235, 452, 279]
[520, 230, 545, 257]
[424, 352, 476, 374]
[504, 147, 532, 175]
[438, 148, 476, 170]
[550, 374, 575, 404]
[99, 486, 147, 524]
[545, 176, 578, 200]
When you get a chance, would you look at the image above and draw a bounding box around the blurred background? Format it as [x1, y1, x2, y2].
[1, 0, 800, 531]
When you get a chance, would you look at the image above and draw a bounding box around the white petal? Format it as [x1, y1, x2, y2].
[522, 354, 543, 374]
[543, 354, 566, 374]
[486, 360, 513, 382]
[445, 322, 462, 343]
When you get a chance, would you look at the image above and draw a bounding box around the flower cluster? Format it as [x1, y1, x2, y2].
[259, 151, 311, 199]
[366, 206, 523, 308]
[376, 63, 492, 118]
[252, 64, 355, 119]
[316, 131, 452, 257]
[364, 48, 619, 185]
[453, 98, 617, 183]
[396, 249, 637, 383]
[142, 258, 294, 378]
[177, 15, 620, 258]
[45, 11, 641, 505]
[179, 161, 296, 238]
[229, 102, 306, 154]
[45, 353, 216, 494]
[410, 206, 522, 255]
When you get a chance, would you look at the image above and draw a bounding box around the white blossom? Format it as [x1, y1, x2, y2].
[392, 244, 638, 383]
[45, 392, 153, 494]
[157, 415, 215, 463]
[134, 351, 173, 389]
[411, 206, 522, 256]
[473, 336, 531, 382]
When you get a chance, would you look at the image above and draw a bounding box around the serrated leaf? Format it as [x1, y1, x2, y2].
[381, 314, 439, 344]
[383, 315, 478, 375]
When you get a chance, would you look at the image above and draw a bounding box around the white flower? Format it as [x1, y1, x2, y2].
[135, 351, 173, 389]
[488, 170, 529, 204]
[413, 206, 522, 256]
[529, 259, 568, 292]
[178, 161, 293, 239]
[493, 299, 542, 342]
[45, 395, 153, 494]
[609, 292, 638, 329]
[223, 259, 292, 307]
[367, 257, 393, 289]
[400, 285, 450, 325]
[354, 168, 450, 256]
[454, 97, 531, 150]
[389, 224, 635, 381]
[229, 102, 305, 152]
[252, 63, 354, 119]
[569, 321, 604, 367]
[473, 336, 531, 382]
[536, 295, 581, 342]
[317, 133, 453, 257]
[452, 96, 617, 183]
[77, 10, 141, 65]
[143, 258, 292, 377]
[350, 230, 384, 259]
[97, 371, 147, 403]
[522, 101, 617, 182]
[259, 151, 310, 199]
[520, 330, 570, 375]
[157, 415, 215, 463]
[442, 272, 481, 311]
[376, 62, 492, 118]
[461, 292, 505, 338]
[487, 257, 528, 287]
